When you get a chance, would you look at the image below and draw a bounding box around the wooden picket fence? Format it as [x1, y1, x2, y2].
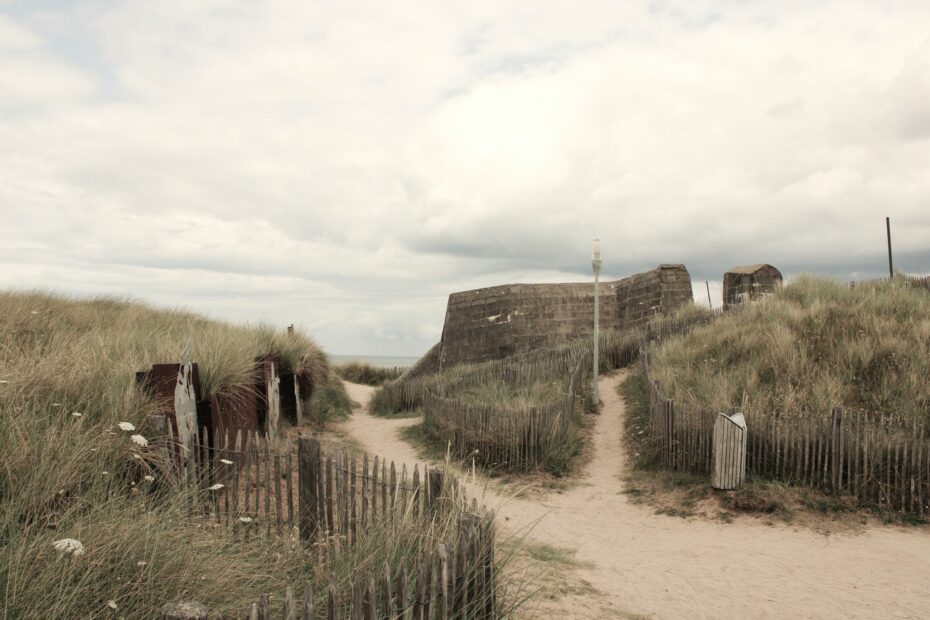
[155, 431, 499, 618]
[422, 393, 575, 472]
[295, 436, 447, 543]
[153, 429, 466, 540]
[849, 273, 930, 292]
[159, 511, 496, 619]
[251, 513, 493, 619]
[420, 354, 587, 472]
[374, 345, 588, 416]
[642, 355, 930, 515]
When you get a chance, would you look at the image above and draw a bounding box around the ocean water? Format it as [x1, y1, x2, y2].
[329, 354, 419, 368]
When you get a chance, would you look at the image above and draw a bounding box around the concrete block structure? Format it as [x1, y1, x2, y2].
[722, 264, 783, 308]
[429, 264, 693, 370]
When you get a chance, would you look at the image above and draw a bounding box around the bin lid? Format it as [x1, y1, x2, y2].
[718, 412, 746, 430]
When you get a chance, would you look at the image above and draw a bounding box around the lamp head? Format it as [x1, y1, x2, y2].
[592, 238, 602, 272]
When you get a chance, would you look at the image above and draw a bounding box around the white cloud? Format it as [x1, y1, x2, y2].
[1, 1, 929, 356]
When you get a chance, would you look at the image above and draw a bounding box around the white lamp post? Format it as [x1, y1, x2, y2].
[592, 238, 602, 407]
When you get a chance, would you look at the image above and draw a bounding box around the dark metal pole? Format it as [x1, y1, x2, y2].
[886, 217, 894, 279]
[706, 281, 713, 309]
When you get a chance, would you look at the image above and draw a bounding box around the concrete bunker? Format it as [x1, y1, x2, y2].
[406, 264, 694, 374]
[723, 264, 783, 308]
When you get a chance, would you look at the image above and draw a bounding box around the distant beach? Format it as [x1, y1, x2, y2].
[329, 354, 419, 368]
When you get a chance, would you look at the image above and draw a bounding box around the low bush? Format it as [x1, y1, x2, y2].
[333, 361, 406, 386]
[309, 376, 353, 423]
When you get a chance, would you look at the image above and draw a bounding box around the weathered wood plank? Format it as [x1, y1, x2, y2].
[361, 453, 369, 531]
[298, 436, 320, 541]
[286, 440, 294, 526]
[302, 581, 315, 620]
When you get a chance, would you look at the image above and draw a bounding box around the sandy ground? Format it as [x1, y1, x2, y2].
[341, 378, 930, 619]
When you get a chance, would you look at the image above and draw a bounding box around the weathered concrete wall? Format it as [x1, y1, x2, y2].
[401, 341, 441, 381]
[723, 264, 782, 308]
[437, 264, 693, 369]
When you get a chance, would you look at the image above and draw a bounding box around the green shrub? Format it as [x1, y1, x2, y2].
[310, 377, 353, 424]
[333, 361, 406, 386]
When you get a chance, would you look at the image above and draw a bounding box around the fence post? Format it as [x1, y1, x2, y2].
[298, 436, 321, 541]
[258, 593, 271, 620]
[159, 601, 208, 620]
[294, 375, 304, 427]
[666, 400, 675, 469]
[482, 517, 497, 618]
[831, 407, 844, 493]
[428, 469, 444, 513]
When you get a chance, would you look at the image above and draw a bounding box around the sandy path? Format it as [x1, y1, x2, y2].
[342, 378, 930, 619]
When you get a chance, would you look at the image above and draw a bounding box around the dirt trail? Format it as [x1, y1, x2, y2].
[342, 378, 930, 619]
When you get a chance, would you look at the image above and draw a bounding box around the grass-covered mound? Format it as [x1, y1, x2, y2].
[451, 377, 567, 411]
[0, 291, 353, 617]
[645, 276, 930, 424]
[333, 360, 406, 386]
[372, 347, 590, 475]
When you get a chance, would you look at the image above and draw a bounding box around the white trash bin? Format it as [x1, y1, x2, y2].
[712, 412, 747, 490]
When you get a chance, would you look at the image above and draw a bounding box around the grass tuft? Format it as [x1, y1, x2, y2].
[333, 361, 406, 386]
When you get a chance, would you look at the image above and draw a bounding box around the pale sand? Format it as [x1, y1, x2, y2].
[342, 377, 930, 619]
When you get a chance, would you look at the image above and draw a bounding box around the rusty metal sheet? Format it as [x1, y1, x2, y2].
[211, 389, 259, 456]
[279, 371, 297, 424]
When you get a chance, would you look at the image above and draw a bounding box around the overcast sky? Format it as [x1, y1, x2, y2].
[2, 1, 929, 357]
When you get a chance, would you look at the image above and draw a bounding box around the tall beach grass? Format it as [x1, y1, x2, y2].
[0, 291, 486, 618]
[643, 276, 930, 426]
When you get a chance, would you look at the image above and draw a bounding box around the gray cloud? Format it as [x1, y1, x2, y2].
[1, 1, 929, 356]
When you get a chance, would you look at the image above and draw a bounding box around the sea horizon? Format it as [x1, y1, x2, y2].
[329, 353, 420, 368]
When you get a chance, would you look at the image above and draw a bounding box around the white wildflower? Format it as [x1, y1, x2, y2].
[0, 380, 9, 384]
[143, 475, 155, 482]
[238, 516, 253, 523]
[30, 310, 38, 315]
[219, 459, 234, 465]
[51, 403, 62, 407]
[117, 422, 135, 432]
[130, 434, 148, 447]
[101, 471, 108, 476]
[132, 453, 141, 459]
[52, 538, 85, 557]
[136, 561, 147, 567]
[72, 412, 83, 417]
[208, 483, 224, 491]
[107, 600, 117, 610]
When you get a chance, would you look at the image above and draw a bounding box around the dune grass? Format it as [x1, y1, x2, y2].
[619, 277, 930, 523]
[372, 347, 588, 475]
[643, 276, 930, 426]
[0, 291, 493, 618]
[453, 377, 566, 411]
[333, 361, 406, 386]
